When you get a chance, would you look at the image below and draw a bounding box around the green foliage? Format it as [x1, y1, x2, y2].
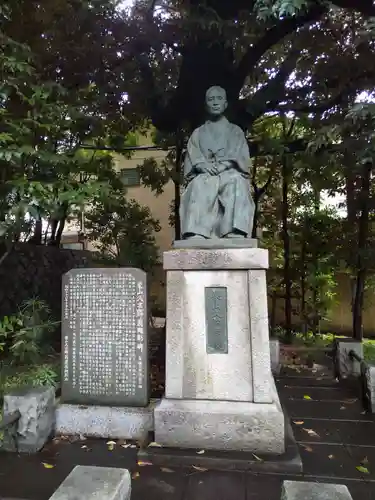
[364, 341, 375, 364]
[85, 198, 161, 273]
[0, 363, 60, 394]
[254, 0, 312, 19]
[0, 1, 144, 247]
[0, 298, 59, 365]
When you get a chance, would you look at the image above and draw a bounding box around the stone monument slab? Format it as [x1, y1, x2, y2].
[61, 268, 149, 407]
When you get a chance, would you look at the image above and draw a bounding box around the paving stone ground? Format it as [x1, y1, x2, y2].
[1, 357, 375, 499]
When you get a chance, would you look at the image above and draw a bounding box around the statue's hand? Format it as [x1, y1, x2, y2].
[196, 163, 218, 175]
[221, 160, 235, 170]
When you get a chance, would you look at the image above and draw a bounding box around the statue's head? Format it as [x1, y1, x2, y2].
[205, 86, 227, 117]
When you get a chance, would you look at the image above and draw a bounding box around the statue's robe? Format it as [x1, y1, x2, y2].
[180, 117, 255, 238]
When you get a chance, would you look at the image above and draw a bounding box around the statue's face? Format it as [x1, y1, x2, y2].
[205, 87, 227, 117]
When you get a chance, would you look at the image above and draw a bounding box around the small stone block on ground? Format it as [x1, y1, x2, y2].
[364, 364, 375, 412]
[336, 340, 363, 378]
[281, 480, 352, 500]
[48, 466, 131, 500]
[270, 338, 280, 375]
[2, 386, 55, 453]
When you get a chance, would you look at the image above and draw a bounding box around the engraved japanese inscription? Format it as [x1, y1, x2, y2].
[205, 286, 228, 354]
[61, 268, 149, 407]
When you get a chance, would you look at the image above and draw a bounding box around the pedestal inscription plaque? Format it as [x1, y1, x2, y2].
[61, 268, 149, 407]
[205, 286, 228, 354]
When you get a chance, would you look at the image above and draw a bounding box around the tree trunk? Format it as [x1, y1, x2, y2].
[48, 202, 68, 246]
[312, 187, 321, 335]
[352, 160, 373, 341]
[281, 153, 293, 343]
[55, 216, 67, 247]
[252, 190, 260, 238]
[270, 292, 277, 336]
[26, 203, 43, 244]
[300, 228, 307, 334]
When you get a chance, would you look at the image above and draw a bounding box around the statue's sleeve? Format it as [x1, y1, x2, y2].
[183, 129, 208, 182]
[226, 126, 251, 176]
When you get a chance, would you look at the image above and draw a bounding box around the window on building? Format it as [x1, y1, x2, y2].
[121, 168, 140, 187]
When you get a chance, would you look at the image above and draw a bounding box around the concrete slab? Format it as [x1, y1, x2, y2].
[48, 466, 131, 500]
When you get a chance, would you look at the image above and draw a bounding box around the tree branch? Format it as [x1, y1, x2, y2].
[252, 159, 278, 199]
[332, 0, 375, 17]
[235, 4, 326, 88]
[242, 49, 300, 127]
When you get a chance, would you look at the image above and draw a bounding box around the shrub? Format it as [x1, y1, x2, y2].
[0, 298, 59, 365]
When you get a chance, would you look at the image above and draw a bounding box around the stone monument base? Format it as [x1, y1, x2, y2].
[55, 401, 157, 441]
[173, 238, 258, 249]
[140, 413, 301, 473]
[154, 396, 285, 454]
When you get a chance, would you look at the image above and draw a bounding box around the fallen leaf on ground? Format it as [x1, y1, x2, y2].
[121, 443, 132, 449]
[302, 428, 319, 438]
[192, 466, 208, 472]
[293, 421, 304, 425]
[107, 440, 116, 451]
[303, 395, 312, 400]
[42, 463, 55, 469]
[161, 467, 174, 473]
[356, 465, 370, 474]
[340, 406, 347, 410]
[196, 450, 205, 454]
[302, 444, 313, 452]
[137, 460, 153, 467]
[132, 472, 140, 479]
[148, 442, 163, 448]
[328, 455, 334, 460]
[252, 453, 263, 462]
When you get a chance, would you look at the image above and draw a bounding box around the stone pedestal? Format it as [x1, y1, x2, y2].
[154, 241, 285, 454]
[55, 401, 156, 441]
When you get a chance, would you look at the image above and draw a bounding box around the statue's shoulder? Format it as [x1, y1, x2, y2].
[188, 126, 202, 143]
[228, 121, 245, 137]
